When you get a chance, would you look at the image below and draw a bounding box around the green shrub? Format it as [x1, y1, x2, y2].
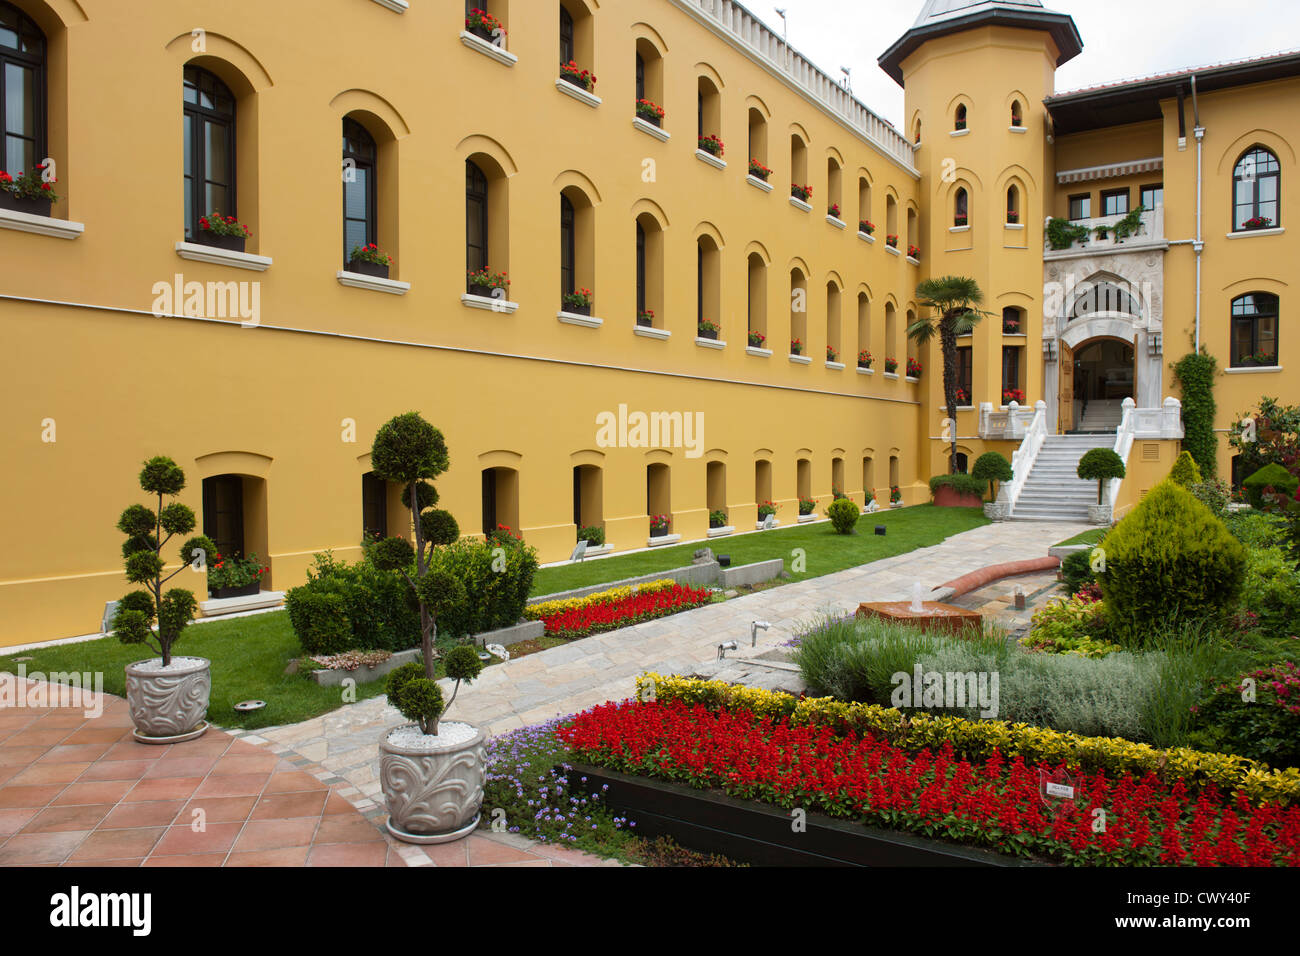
[1189, 478, 1230, 519]
[1076, 448, 1125, 505]
[793, 616, 953, 705]
[1224, 510, 1286, 549]
[1168, 450, 1202, 487]
[285, 552, 420, 654]
[1243, 463, 1299, 509]
[927, 473, 985, 499]
[1240, 546, 1300, 638]
[1099, 481, 1247, 643]
[386, 662, 445, 735]
[826, 498, 859, 535]
[577, 526, 606, 546]
[1172, 351, 1218, 478]
[1188, 662, 1300, 768]
[425, 537, 539, 639]
[998, 651, 1161, 742]
[1060, 549, 1099, 595]
[970, 452, 1013, 501]
[1019, 593, 1120, 657]
[285, 589, 353, 655]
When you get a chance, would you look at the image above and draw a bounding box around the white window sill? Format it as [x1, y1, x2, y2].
[789, 196, 813, 212]
[949, 224, 970, 233]
[695, 336, 726, 349]
[633, 117, 669, 142]
[695, 149, 726, 170]
[826, 215, 846, 229]
[826, 361, 845, 370]
[459, 31, 516, 66]
[857, 366, 874, 375]
[1005, 222, 1025, 230]
[633, 325, 670, 340]
[558, 310, 602, 328]
[951, 128, 971, 137]
[1002, 332, 1027, 338]
[647, 533, 681, 548]
[461, 292, 519, 314]
[746, 346, 773, 358]
[905, 375, 920, 383]
[555, 77, 601, 108]
[369, 0, 407, 11]
[706, 526, 734, 538]
[175, 240, 271, 271]
[907, 256, 921, 266]
[885, 245, 901, 256]
[789, 353, 811, 365]
[884, 371, 900, 380]
[1227, 227, 1284, 239]
[337, 270, 408, 294]
[0, 208, 84, 240]
[1225, 365, 1282, 373]
[1009, 125, 1027, 134]
[746, 175, 773, 192]
[797, 513, 819, 524]
[858, 231, 876, 243]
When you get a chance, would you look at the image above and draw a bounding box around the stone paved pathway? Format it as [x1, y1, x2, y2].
[254, 518, 1089, 808]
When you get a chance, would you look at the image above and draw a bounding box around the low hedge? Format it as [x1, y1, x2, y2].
[928, 473, 985, 499]
[633, 674, 1300, 806]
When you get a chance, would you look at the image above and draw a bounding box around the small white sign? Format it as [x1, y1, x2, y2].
[1045, 782, 1075, 800]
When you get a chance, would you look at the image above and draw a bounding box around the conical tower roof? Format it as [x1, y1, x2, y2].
[880, 0, 1082, 85]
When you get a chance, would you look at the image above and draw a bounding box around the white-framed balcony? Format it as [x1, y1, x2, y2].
[1044, 206, 1166, 259]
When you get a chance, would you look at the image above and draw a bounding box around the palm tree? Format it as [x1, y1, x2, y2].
[908, 276, 987, 473]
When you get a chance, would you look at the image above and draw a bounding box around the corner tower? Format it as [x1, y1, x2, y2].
[881, 1, 1082, 476]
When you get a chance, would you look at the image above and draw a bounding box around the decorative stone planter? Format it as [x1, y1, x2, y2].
[1088, 503, 1113, 526]
[347, 260, 390, 279]
[932, 486, 984, 508]
[306, 647, 421, 688]
[381, 722, 486, 844]
[124, 657, 211, 744]
[983, 500, 1010, 522]
[194, 232, 246, 253]
[0, 192, 52, 217]
[208, 582, 260, 600]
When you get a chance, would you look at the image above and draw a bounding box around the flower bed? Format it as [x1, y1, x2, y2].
[633, 675, 1300, 806]
[524, 580, 711, 639]
[560, 697, 1300, 865]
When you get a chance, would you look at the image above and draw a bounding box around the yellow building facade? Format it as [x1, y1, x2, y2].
[1, 0, 1296, 647]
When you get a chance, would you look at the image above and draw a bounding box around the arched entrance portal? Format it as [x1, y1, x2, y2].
[1067, 337, 1134, 433]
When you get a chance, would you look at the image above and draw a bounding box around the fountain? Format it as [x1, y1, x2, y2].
[856, 579, 983, 636]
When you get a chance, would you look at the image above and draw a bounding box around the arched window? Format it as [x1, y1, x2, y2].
[184, 66, 237, 241]
[954, 187, 968, 226]
[637, 220, 647, 319]
[1234, 147, 1280, 230]
[1006, 184, 1020, 223]
[342, 117, 377, 264]
[560, 193, 576, 298]
[635, 52, 644, 101]
[1, 1, 45, 176]
[559, 5, 574, 64]
[1070, 281, 1139, 319]
[955, 104, 967, 131]
[466, 159, 489, 275]
[1010, 101, 1022, 128]
[1230, 293, 1279, 368]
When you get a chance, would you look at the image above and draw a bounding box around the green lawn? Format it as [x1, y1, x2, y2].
[0, 612, 399, 731]
[1052, 528, 1106, 549]
[530, 505, 990, 596]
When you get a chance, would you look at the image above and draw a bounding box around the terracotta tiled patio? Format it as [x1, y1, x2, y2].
[0, 678, 611, 867]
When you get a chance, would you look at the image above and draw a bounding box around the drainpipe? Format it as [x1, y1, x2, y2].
[1191, 75, 1204, 352]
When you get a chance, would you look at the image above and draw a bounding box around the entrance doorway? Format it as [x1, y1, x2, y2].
[1064, 338, 1134, 433]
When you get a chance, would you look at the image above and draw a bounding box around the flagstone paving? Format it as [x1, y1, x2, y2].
[251, 518, 1089, 806]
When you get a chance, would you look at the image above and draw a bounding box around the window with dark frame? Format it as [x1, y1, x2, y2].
[1002, 346, 1022, 394]
[559, 6, 574, 64]
[202, 476, 245, 561]
[1140, 183, 1164, 209]
[1234, 147, 1280, 230]
[466, 159, 488, 277]
[956, 346, 973, 403]
[560, 193, 575, 298]
[1230, 292, 1279, 367]
[697, 89, 704, 138]
[1068, 193, 1091, 221]
[954, 187, 968, 226]
[635, 53, 645, 102]
[342, 117, 377, 265]
[184, 66, 237, 242]
[0, 2, 45, 179]
[696, 241, 704, 324]
[481, 470, 498, 537]
[954, 103, 967, 131]
[636, 221, 647, 317]
[1101, 188, 1129, 217]
[361, 473, 387, 542]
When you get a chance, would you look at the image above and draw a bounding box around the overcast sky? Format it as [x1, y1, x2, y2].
[746, 0, 1300, 129]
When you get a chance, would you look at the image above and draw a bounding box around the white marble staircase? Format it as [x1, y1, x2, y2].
[1011, 434, 1116, 521]
[1075, 399, 1126, 433]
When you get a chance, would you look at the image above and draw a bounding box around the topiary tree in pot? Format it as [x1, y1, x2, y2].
[1077, 447, 1125, 524]
[366, 412, 490, 844]
[971, 452, 1013, 502]
[112, 456, 218, 743]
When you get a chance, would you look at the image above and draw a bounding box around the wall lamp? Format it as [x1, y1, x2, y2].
[1043, 339, 1058, 362]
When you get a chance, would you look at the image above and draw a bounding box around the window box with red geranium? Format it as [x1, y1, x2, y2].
[907, 245, 921, 261]
[791, 183, 813, 203]
[1002, 388, 1026, 406]
[906, 357, 922, 379]
[637, 309, 656, 328]
[348, 243, 393, 279]
[1002, 315, 1021, 334]
[953, 214, 968, 227]
[636, 99, 665, 128]
[1006, 209, 1019, 224]
[859, 220, 875, 236]
[748, 159, 772, 182]
[0, 165, 59, 218]
[857, 350, 874, 370]
[465, 7, 506, 45]
[560, 61, 596, 91]
[789, 338, 804, 356]
[208, 552, 268, 599]
[649, 514, 672, 537]
[195, 212, 250, 253]
[467, 267, 509, 299]
[697, 319, 720, 340]
[563, 287, 594, 316]
[1241, 216, 1273, 231]
[890, 486, 903, 507]
[954, 387, 970, 406]
[828, 202, 842, 220]
[826, 345, 839, 363]
[697, 135, 724, 158]
[885, 235, 898, 248]
[883, 357, 899, 374]
[747, 330, 766, 349]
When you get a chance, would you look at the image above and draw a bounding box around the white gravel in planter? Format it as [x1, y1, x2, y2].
[131, 657, 206, 672]
[388, 722, 476, 751]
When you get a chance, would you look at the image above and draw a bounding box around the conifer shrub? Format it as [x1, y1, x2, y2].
[1098, 481, 1246, 643]
[1168, 450, 1202, 488]
[1242, 463, 1299, 509]
[826, 497, 860, 534]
